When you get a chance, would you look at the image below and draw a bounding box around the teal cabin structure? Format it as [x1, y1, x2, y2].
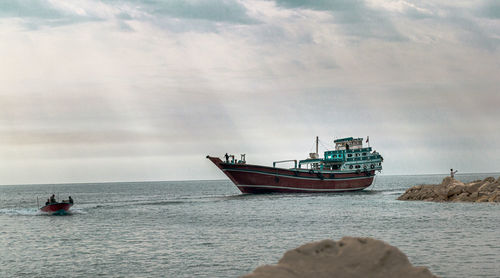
[298, 137, 383, 172]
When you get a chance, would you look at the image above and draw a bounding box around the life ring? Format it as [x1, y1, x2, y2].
[349, 165, 353, 169]
[370, 164, 375, 169]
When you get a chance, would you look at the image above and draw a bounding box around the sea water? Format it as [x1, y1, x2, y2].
[0, 173, 499, 277]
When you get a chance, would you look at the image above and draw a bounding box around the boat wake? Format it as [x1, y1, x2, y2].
[69, 207, 87, 214]
[0, 207, 86, 216]
[0, 207, 42, 216]
[79, 195, 233, 210]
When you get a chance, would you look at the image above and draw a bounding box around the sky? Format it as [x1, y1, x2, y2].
[0, 0, 499, 185]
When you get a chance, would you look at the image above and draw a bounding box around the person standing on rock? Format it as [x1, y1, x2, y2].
[450, 168, 458, 178]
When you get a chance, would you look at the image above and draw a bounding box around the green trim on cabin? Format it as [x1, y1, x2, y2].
[344, 147, 372, 153]
[334, 137, 354, 143]
[299, 158, 323, 164]
[333, 137, 364, 143]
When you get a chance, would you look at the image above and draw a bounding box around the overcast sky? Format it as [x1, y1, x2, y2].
[0, 0, 499, 184]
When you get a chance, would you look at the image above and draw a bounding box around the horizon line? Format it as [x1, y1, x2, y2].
[1, 171, 499, 187]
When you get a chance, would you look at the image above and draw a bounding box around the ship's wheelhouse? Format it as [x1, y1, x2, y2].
[297, 137, 383, 172]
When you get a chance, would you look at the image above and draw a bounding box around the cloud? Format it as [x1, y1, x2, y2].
[0, 0, 256, 31]
[0, 0, 499, 183]
[136, 0, 255, 23]
[477, 0, 500, 19]
[0, 0, 107, 29]
[365, 1, 500, 50]
[0, 0, 62, 19]
[273, 0, 405, 41]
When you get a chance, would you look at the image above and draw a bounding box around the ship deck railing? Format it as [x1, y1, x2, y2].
[273, 159, 298, 168]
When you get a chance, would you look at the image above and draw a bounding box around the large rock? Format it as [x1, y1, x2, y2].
[398, 177, 500, 203]
[488, 192, 500, 202]
[242, 237, 437, 278]
[399, 185, 438, 201]
[483, 177, 496, 183]
[447, 184, 464, 197]
[454, 192, 472, 202]
[478, 182, 498, 194]
[464, 182, 483, 194]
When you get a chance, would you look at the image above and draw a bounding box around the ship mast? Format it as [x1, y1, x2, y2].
[316, 136, 319, 156]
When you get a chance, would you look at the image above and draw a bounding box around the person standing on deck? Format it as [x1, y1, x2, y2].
[450, 169, 458, 178]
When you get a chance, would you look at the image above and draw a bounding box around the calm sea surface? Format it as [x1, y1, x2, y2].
[1, 173, 499, 277]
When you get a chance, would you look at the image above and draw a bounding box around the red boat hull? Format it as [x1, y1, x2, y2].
[207, 156, 375, 193]
[40, 202, 73, 215]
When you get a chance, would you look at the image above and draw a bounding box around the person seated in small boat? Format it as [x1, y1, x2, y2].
[68, 196, 73, 204]
[45, 199, 50, 206]
[50, 194, 56, 203]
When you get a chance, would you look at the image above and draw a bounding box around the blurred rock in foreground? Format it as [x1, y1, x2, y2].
[398, 176, 500, 202]
[241, 237, 436, 278]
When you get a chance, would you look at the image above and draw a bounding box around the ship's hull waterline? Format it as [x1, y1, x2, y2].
[207, 156, 375, 194]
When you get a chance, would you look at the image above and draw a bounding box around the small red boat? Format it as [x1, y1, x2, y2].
[40, 202, 73, 215]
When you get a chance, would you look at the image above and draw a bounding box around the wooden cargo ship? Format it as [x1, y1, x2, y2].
[207, 137, 383, 193]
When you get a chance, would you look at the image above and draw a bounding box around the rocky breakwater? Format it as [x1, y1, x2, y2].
[242, 237, 436, 278]
[398, 176, 500, 202]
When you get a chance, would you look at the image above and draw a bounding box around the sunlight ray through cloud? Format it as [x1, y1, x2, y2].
[0, 0, 499, 184]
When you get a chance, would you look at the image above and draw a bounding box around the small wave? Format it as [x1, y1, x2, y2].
[368, 188, 407, 195]
[381, 190, 405, 195]
[140, 200, 187, 206]
[71, 200, 189, 211]
[69, 207, 87, 214]
[0, 207, 42, 216]
[0, 207, 87, 216]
